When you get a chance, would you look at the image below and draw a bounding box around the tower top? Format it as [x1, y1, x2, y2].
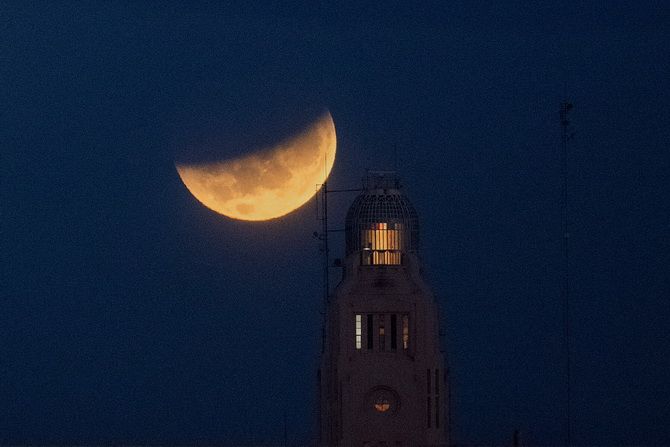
[345, 171, 419, 261]
[362, 170, 402, 192]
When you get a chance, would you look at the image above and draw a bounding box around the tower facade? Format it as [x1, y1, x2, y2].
[318, 172, 448, 447]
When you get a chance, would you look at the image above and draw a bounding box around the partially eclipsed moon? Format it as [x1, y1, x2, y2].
[176, 111, 336, 221]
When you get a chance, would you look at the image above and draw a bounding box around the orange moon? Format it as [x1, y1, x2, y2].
[176, 111, 336, 221]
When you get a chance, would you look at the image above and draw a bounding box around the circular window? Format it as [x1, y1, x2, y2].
[367, 387, 399, 414]
[374, 396, 391, 412]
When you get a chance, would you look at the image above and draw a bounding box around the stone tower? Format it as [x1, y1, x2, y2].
[318, 171, 448, 447]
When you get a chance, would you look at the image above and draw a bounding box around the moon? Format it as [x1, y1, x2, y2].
[176, 111, 336, 221]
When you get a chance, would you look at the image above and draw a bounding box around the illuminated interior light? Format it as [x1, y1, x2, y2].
[360, 222, 403, 265]
[355, 314, 362, 349]
[374, 397, 390, 412]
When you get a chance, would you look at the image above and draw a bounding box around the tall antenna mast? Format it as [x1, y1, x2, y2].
[322, 178, 330, 329]
[560, 100, 573, 447]
[314, 173, 362, 352]
[315, 158, 330, 353]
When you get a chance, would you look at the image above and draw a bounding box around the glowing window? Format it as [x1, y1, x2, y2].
[402, 315, 409, 350]
[374, 397, 390, 412]
[361, 222, 403, 265]
[355, 314, 362, 349]
[370, 388, 397, 415]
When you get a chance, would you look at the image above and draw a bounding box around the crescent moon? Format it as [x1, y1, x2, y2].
[176, 111, 336, 221]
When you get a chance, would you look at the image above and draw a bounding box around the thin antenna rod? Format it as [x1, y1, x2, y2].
[323, 154, 330, 306]
[560, 100, 573, 447]
[323, 179, 329, 307]
[318, 153, 330, 353]
[315, 173, 362, 354]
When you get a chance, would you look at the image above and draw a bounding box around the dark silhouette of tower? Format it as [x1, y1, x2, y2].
[318, 171, 448, 446]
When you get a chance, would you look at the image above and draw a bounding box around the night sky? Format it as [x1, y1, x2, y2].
[2, 1, 669, 445]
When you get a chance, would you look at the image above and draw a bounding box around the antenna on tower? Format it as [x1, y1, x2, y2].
[321, 178, 329, 352]
[560, 99, 574, 447]
[315, 152, 334, 354]
[314, 159, 363, 353]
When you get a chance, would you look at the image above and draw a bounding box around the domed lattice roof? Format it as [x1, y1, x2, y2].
[345, 171, 419, 256]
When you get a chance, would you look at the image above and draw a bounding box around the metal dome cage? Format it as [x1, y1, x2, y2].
[345, 171, 419, 265]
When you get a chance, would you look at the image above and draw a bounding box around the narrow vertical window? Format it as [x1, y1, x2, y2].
[379, 315, 385, 351]
[390, 314, 397, 350]
[355, 314, 362, 349]
[435, 395, 440, 428]
[367, 314, 373, 350]
[427, 396, 431, 428]
[402, 315, 409, 350]
[435, 369, 440, 395]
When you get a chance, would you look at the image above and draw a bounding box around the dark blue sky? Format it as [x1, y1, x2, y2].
[2, 1, 669, 445]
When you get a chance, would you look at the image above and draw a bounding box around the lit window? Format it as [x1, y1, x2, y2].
[355, 314, 362, 349]
[370, 388, 397, 415]
[374, 397, 390, 412]
[360, 222, 403, 265]
[402, 315, 409, 350]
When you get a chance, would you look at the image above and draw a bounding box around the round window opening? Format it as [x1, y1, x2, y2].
[374, 396, 391, 412]
[367, 386, 399, 415]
